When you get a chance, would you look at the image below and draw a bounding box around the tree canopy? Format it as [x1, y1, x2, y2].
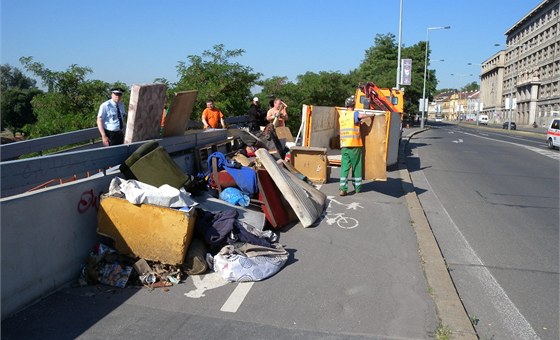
[353, 33, 439, 116]
[1, 64, 42, 131]
[171, 44, 262, 118]
[461, 81, 479, 92]
[19, 57, 126, 138]
[6, 34, 448, 138]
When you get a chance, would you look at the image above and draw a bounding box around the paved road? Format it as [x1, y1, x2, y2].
[2, 166, 437, 339]
[407, 123, 559, 339]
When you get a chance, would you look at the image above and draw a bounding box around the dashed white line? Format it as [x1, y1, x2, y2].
[220, 282, 254, 313]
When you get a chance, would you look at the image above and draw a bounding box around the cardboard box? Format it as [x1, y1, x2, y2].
[290, 146, 328, 184]
[97, 197, 196, 265]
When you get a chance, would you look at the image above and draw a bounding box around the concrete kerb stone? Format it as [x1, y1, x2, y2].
[398, 128, 478, 340]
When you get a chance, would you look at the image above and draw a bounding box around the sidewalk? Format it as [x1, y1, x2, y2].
[2, 137, 456, 339]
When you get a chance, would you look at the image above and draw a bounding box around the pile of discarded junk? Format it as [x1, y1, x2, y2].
[81, 126, 328, 290]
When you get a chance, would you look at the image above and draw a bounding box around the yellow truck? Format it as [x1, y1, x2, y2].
[299, 82, 404, 180]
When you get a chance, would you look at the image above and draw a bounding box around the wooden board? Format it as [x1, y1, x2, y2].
[163, 90, 198, 137]
[97, 197, 195, 265]
[307, 106, 338, 150]
[289, 146, 328, 184]
[361, 115, 388, 181]
[125, 84, 167, 144]
[275, 126, 294, 142]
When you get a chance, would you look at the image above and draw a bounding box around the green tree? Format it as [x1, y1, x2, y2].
[172, 44, 262, 118]
[354, 33, 398, 87]
[353, 33, 439, 116]
[1, 64, 42, 131]
[19, 57, 124, 138]
[296, 71, 354, 107]
[401, 40, 438, 115]
[461, 81, 479, 92]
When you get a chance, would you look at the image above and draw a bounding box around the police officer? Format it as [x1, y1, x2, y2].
[97, 87, 127, 146]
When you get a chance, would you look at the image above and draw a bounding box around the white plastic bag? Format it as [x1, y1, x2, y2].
[211, 245, 288, 282]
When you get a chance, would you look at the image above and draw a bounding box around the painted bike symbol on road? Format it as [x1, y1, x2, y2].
[323, 196, 362, 229]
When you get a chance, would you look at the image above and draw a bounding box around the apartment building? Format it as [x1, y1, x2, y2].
[480, 0, 559, 126]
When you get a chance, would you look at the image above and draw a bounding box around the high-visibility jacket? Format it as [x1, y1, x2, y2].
[338, 109, 363, 147]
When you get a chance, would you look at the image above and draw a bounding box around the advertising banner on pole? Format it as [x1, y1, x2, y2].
[400, 59, 412, 86]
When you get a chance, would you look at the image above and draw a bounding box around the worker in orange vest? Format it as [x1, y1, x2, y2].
[338, 96, 367, 196]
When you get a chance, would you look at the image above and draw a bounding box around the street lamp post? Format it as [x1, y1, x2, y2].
[421, 26, 450, 128]
[395, 0, 403, 89]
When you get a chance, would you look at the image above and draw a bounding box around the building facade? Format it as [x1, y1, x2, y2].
[480, 51, 505, 123]
[466, 91, 481, 121]
[481, 0, 560, 127]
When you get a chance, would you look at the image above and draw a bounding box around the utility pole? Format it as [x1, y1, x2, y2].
[396, 0, 403, 89]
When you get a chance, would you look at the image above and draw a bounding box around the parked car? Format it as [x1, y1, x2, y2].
[502, 121, 517, 130]
[547, 118, 560, 149]
[478, 115, 489, 125]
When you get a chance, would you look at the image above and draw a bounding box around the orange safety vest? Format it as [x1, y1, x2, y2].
[338, 109, 362, 147]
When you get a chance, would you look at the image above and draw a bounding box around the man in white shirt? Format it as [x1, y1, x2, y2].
[97, 87, 127, 146]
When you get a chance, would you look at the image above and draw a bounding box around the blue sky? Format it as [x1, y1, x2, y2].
[1, 0, 543, 91]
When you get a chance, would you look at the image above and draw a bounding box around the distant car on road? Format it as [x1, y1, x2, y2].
[547, 118, 560, 149]
[478, 115, 489, 125]
[502, 121, 516, 130]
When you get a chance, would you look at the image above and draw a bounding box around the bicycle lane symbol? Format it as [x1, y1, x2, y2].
[322, 196, 363, 229]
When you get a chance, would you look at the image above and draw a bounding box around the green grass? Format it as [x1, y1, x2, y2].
[435, 322, 452, 340]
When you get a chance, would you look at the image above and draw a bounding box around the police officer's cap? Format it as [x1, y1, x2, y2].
[110, 87, 125, 95]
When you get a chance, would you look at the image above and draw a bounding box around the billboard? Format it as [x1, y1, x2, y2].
[400, 59, 412, 85]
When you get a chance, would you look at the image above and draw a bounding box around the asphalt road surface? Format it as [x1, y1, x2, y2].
[2, 165, 436, 339]
[407, 123, 559, 339]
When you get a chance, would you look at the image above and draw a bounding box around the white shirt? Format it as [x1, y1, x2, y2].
[97, 99, 127, 131]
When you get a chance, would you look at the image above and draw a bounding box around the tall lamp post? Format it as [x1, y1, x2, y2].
[395, 0, 403, 89]
[421, 26, 451, 128]
[494, 43, 525, 131]
[467, 63, 482, 125]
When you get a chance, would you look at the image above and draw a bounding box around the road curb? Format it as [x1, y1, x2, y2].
[398, 128, 478, 340]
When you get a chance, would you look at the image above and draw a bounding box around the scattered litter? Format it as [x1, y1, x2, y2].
[100, 264, 132, 288]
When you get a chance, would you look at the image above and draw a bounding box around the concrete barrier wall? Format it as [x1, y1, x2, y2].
[1, 174, 114, 319]
[0, 130, 226, 319]
[1, 150, 196, 320]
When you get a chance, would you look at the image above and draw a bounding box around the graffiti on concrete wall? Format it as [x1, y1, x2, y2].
[77, 189, 102, 214]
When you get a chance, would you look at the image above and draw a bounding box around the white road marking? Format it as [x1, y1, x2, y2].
[417, 170, 541, 339]
[458, 131, 559, 160]
[479, 132, 489, 136]
[452, 139, 463, 144]
[324, 196, 361, 229]
[220, 282, 254, 313]
[185, 272, 229, 298]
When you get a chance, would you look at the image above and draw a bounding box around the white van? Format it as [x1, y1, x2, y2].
[547, 118, 560, 149]
[478, 115, 489, 125]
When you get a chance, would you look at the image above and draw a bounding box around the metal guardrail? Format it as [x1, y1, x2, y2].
[1, 116, 249, 161]
[0, 128, 100, 161]
[0, 129, 230, 198]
